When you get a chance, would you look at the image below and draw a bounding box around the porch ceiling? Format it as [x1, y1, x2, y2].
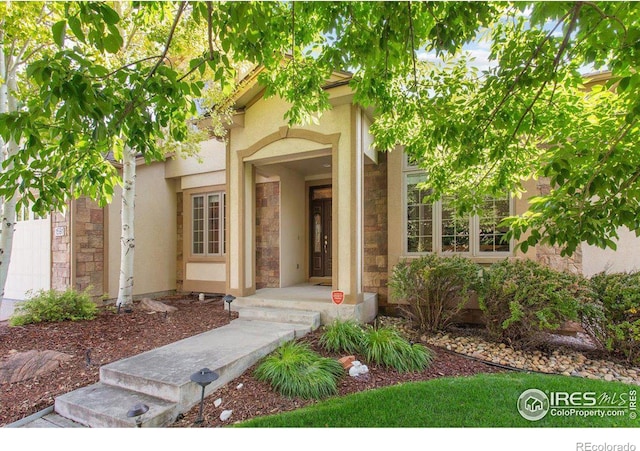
[257, 155, 332, 178]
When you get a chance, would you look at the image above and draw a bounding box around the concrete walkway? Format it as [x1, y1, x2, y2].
[5, 306, 321, 428]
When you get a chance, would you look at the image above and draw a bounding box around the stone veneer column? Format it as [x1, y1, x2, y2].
[51, 207, 72, 291]
[73, 198, 105, 298]
[255, 181, 280, 289]
[363, 152, 389, 308]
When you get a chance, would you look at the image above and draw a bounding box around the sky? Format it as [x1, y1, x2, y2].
[416, 5, 596, 75]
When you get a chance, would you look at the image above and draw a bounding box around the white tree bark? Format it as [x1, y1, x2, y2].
[0, 36, 19, 305]
[0, 142, 18, 302]
[116, 145, 136, 309]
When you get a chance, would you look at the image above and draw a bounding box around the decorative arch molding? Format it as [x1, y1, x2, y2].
[238, 126, 341, 161]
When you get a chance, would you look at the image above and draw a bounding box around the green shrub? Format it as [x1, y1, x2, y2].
[319, 319, 365, 354]
[254, 341, 344, 399]
[317, 319, 434, 373]
[9, 288, 97, 326]
[479, 259, 600, 349]
[361, 325, 433, 372]
[389, 255, 482, 332]
[589, 272, 640, 363]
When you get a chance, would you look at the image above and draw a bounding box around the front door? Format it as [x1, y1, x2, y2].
[310, 186, 332, 278]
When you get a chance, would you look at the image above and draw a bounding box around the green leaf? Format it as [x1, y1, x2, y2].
[52, 20, 67, 48]
[100, 4, 120, 25]
[618, 76, 630, 92]
[67, 16, 85, 43]
[103, 33, 123, 54]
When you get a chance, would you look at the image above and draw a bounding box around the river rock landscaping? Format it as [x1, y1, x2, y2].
[425, 331, 640, 385]
[377, 315, 640, 385]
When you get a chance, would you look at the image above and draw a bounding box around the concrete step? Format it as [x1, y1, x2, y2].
[234, 306, 321, 330]
[98, 319, 300, 413]
[21, 413, 86, 428]
[55, 383, 177, 428]
[233, 317, 314, 338]
[232, 291, 378, 325]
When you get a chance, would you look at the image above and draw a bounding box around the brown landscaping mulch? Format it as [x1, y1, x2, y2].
[170, 331, 504, 428]
[0, 295, 233, 426]
[0, 297, 502, 427]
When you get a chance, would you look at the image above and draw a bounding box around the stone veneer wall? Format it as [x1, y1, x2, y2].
[536, 245, 583, 275]
[51, 207, 72, 291]
[363, 153, 389, 308]
[255, 181, 280, 289]
[74, 198, 104, 298]
[51, 198, 105, 298]
[534, 178, 582, 274]
[176, 192, 184, 292]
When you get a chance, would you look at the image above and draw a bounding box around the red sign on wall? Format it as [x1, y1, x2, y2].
[331, 290, 344, 305]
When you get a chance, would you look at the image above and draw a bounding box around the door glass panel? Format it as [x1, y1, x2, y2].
[314, 213, 322, 253]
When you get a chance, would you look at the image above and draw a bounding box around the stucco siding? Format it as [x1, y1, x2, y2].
[108, 162, 177, 298]
[582, 227, 640, 276]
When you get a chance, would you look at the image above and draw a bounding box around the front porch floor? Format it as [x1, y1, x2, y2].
[232, 284, 377, 325]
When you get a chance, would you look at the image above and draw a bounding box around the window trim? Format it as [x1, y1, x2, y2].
[188, 189, 226, 260]
[402, 169, 513, 257]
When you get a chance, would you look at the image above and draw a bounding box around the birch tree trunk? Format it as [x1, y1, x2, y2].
[0, 38, 19, 306]
[0, 142, 18, 303]
[116, 146, 136, 309]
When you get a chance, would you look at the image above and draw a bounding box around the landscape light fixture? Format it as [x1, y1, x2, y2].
[190, 368, 219, 424]
[127, 403, 149, 428]
[223, 294, 236, 320]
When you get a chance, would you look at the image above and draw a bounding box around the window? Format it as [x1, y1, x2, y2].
[477, 195, 511, 253]
[406, 173, 434, 253]
[14, 198, 48, 222]
[441, 195, 470, 253]
[404, 171, 512, 256]
[192, 192, 225, 256]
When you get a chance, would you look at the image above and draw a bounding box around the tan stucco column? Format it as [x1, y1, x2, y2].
[227, 147, 256, 297]
[333, 106, 364, 305]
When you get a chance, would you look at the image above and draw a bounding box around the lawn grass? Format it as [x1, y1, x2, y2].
[236, 373, 640, 428]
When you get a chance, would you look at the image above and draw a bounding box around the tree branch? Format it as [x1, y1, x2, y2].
[554, 3, 582, 69]
[177, 58, 207, 82]
[16, 45, 47, 67]
[10, 2, 49, 72]
[207, 1, 214, 59]
[407, 1, 418, 89]
[97, 55, 165, 79]
[582, 1, 627, 40]
[508, 3, 581, 143]
[146, 1, 186, 81]
[482, 9, 572, 135]
[291, 1, 296, 64]
[580, 119, 635, 212]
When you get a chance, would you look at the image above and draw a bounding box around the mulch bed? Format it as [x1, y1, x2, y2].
[171, 329, 504, 428]
[0, 297, 502, 427]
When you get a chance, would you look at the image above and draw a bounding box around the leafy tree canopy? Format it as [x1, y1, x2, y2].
[1, 1, 638, 256]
